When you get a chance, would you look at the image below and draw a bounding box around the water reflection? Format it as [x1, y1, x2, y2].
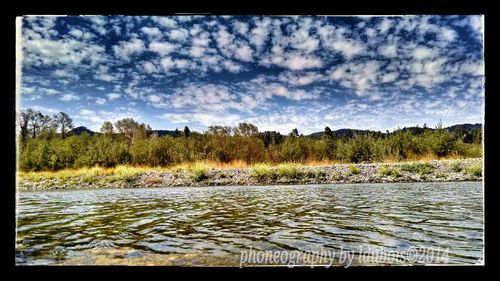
[16, 182, 483, 265]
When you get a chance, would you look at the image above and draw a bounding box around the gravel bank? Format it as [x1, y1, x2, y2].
[17, 158, 483, 191]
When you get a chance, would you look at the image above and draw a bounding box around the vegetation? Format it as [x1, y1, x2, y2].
[400, 162, 435, 176]
[378, 166, 401, 178]
[349, 165, 360, 175]
[188, 163, 210, 182]
[250, 163, 277, 180]
[464, 164, 482, 177]
[18, 109, 483, 172]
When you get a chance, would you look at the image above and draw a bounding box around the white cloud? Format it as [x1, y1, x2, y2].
[160, 57, 192, 71]
[378, 44, 397, 57]
[23, 37, 107, 68]
[161, 112, 241, 127]
[141, 27, 162, 37]
[95, 97, 107, 105]
[169, 29, 189, 41]
[68, 29, 83, 38]
[155, 17, 177, 28]
[59, 93, 80, 101]
[149, 41, 177, 55]
[190, 46, 205, 57]
[441, 27, 457, 42]
[142, 61, 158, 73]
[381, 72, 398, 83]
[278, 71, 323, 86]
[249, 18, 271, 51]
[235, 45, 253, 62]
[147, 94, 163, 104]
[222, 60, 243, 73]
[106, 93, 121, 101]
[330, 38, 365, 59]
[113, 38, 145, 59]
[74, 108, 142, 131]
[378, 18, 392, 33]
[412, 46, 438, 60]
[170, 84, 240, 111]
[233, 21, 249, 35]
[282, 55, 322, 70]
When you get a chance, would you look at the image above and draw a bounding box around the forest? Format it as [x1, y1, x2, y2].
[18, 109, 482, 172]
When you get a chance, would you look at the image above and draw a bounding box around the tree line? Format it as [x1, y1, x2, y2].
[18, 109, 482, 171]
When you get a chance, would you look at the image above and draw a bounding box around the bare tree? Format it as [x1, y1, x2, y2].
[233, 122, 259, 137]
[100, 121, 114, 135]
[53, 112, 73, 139]
[114, 118, 150, 142]
[207, 125, 232, 136]
[19, 109, 35, 141]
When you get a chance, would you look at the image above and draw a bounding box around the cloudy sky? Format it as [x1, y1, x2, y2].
[18, 15, 484, 134]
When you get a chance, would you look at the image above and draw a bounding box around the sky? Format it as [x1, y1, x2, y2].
[18, 15, 484, 134]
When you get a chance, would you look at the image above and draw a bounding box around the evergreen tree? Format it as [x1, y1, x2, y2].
[183, 126, 190, 137]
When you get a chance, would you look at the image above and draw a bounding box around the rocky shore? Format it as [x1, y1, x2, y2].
[17, 158, 483, 191]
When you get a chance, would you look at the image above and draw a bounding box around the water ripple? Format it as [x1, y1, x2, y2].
[16, 182, 483, 265]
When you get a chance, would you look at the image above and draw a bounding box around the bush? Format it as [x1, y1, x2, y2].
[464, 164, 482, 177]
[378, 166, 401, 177]
[400, 162, 435, 175]
[451, 162, 463, 173]
[189, 163, 210, 181]
[337, 134, 374, 163]
[276, 163, 303, 179]
[349, 165, 360, 175]
[250, 163, 277, 179]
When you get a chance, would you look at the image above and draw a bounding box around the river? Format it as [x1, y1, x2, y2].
[15, 182, 483, 266]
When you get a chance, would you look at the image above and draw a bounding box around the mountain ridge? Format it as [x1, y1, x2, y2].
[71, 123, 483, 137]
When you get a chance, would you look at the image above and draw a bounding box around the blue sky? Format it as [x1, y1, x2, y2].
[18, 15, 484, 134]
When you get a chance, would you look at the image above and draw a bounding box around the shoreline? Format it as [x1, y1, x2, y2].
[17, 158, 483, 191]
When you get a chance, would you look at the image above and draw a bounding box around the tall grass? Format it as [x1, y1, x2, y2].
[186, 162, 211, 181]
[250, 163, 277, 179]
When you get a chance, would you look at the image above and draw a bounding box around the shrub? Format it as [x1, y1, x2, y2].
[451, 162, 463, 173]
[400, 162, 434, 175]
[378, 166, 401, 177]
[250, 163, 277, 179]
[349, 165, 360, 175]
[189, 163, 210, 182]
[277, 163, 303, 179]
[464, 164, 482, 177]
[337, 134, 374, 163]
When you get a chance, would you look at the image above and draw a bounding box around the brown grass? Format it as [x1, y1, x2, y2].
[405, 152, 439, 161]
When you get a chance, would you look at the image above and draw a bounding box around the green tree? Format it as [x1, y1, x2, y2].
[183, 126, 191, 137]
[173, 128, 181, 137]
[323, 126, 333, 139]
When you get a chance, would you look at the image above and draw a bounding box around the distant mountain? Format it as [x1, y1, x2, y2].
[307, 123, 482, 138]
[152, 130, 178, 137]
[308, 128, 377, 138]
[71, 123, 482, 138]
[445, 123, 482, 132]
[70, 126, 95, 136]
[69, 127, 178, 137]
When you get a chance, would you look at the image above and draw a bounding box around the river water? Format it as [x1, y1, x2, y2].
[15, 182, 483, 266]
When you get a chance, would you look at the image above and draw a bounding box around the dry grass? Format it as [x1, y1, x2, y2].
[380, 154, 401, 163]
[17, 165, 164, 182]
[168, 160, 248, 171]
[303, 159, 350, 166]
[405, 152, 439, 161]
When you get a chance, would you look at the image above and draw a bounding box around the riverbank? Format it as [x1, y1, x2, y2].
[17, 158, 483, 191]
